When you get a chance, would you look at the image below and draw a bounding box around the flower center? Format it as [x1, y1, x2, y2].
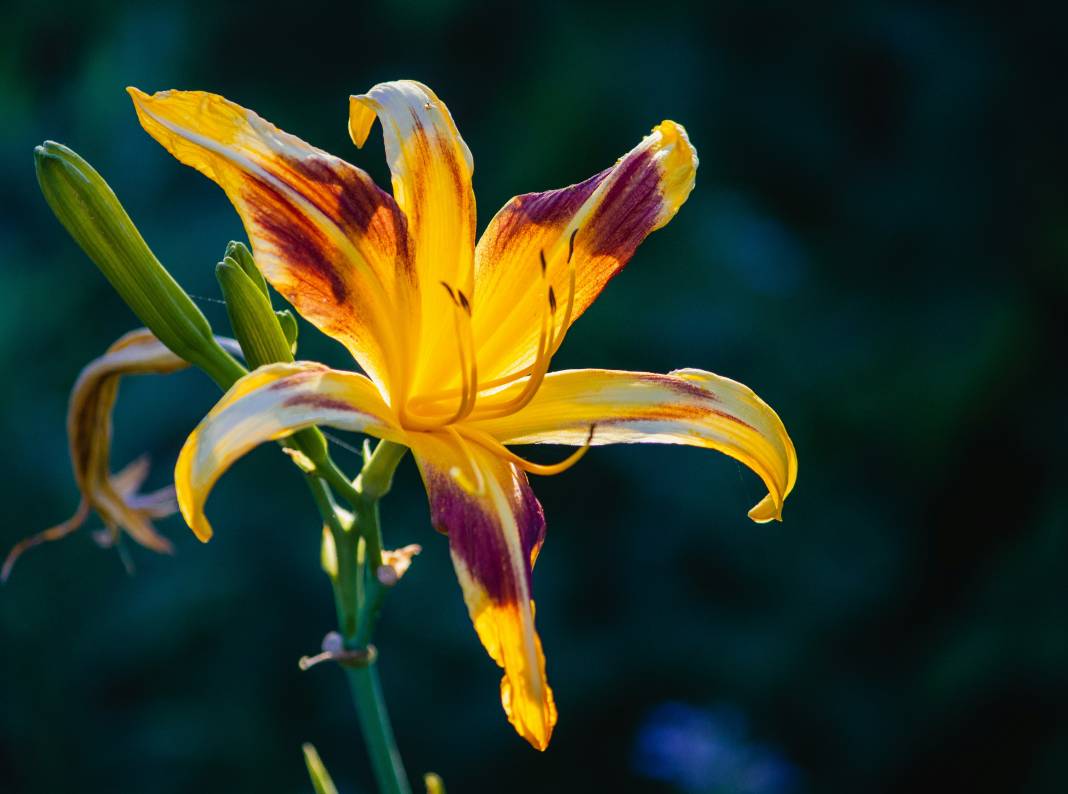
[399, 231, 578, 432]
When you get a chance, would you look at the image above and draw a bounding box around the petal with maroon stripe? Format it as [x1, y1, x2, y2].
[129, 88, 414, 397]
[408, 430, 556, 750]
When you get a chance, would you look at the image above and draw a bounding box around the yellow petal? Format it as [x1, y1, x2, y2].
[472, 121, 698, 382]
[470, 368, 796, 522]
[128, 87, 414, 398]
[407, 431, 555, 749]
[349, 80, 476, 395]
[175, 362, 403, 541]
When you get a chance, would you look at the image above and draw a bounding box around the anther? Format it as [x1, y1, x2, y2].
[548, 286, 557, 314]
[440, 281, 457, 303]
[539, 249, 547, 276]
[567, 228, 578, 262]
[457, 290, 471, 316]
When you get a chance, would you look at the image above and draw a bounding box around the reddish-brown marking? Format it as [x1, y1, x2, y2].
[273, 152, 414, 279]
[281, 393, 358, 412]
[641, 373, 719, 402]
[266, 366, 327, 390]
[245, 176, 350, 304]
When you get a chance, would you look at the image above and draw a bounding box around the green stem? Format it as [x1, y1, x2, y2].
[308, 443, 411, 794]
[345, 663, 409, 794]
[318, 440, 407, 570]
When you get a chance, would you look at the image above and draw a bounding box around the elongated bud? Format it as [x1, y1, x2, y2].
[216, 255, 328, 465]
[224, 240, 269, 300]
[34, 141, 244, 388]
[216, 258, 293, 368]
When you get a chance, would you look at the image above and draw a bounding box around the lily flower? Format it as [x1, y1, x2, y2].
[3, 329, 237, 581]
[128, 81, 797, 750]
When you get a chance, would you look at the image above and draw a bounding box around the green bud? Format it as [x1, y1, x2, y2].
[216, 258, 293, 368]
[34, 141, 244, 389]
[224, 240, 269, 301]
[301, 743, 339, 794]
[276, 309, 299, 353]
[216, 258, 328, 465]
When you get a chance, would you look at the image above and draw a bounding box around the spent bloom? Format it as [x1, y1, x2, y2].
[127, 80, 797, 749]
[3, 329, 238, 580]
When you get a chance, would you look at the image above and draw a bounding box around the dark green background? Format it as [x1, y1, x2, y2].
[2, 1, 1065, 792]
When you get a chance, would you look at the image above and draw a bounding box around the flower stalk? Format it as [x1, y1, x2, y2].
[215, 242, 412, 791]
[310, 444, 411, 794]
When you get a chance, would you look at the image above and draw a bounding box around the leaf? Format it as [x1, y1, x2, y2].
[302, 743, 339, 794]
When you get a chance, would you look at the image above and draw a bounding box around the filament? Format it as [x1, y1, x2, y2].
[457, 425, 596, 477]
[401, 283, 478, 430]
[403, 231, 580, 426]
[468, 276, 555, 420]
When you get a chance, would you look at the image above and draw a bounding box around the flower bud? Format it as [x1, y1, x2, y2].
[216, 257, 294, 369]
[224, 240, 269, 300]
[216, 255, 328, 465]
[33, 141, 244, 388]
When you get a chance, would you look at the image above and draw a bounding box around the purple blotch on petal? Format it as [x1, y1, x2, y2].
[428, 466, 545, 604]
[586, 148, 663, 261]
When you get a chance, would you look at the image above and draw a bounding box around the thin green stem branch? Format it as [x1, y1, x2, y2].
[306, 443, 411, 794]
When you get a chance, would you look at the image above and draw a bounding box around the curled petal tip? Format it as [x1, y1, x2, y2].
[347, 95, 375, 148]
[191, 521, 214, 543]
[747, 493, 785, 524]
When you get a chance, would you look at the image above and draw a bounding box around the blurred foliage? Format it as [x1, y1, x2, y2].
[1, 1, 1066, 792]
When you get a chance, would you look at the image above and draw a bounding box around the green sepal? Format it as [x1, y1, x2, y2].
[34, 141, 243, 388]
[301, 743, 339, 794]
[224, 240, 269, 301]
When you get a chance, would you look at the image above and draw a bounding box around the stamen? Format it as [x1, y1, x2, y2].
[405, 232, 581, 422]
[458, 425, 596, 477]
[469, 270, 555, 420]
[401, 283, 478, 429]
